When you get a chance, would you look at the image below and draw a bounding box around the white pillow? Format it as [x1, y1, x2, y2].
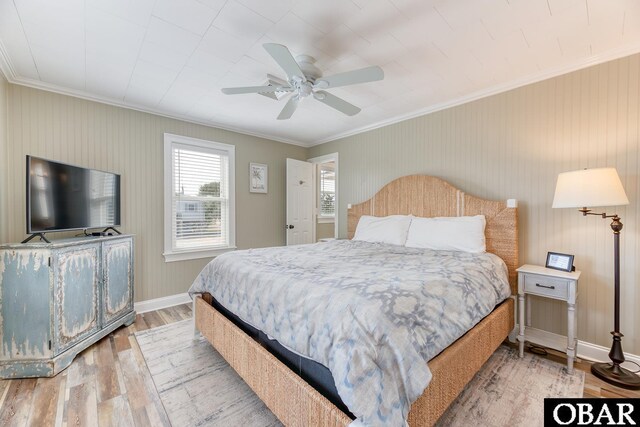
[353, 215, 412, 246]
[405, 215, 486, 253]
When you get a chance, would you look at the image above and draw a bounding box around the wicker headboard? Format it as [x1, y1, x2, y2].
[347, 175, 519, 293]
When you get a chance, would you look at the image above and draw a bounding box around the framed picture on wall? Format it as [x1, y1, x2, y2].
[250, 163, 268, 193]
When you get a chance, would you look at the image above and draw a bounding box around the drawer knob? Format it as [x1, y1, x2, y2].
[536, 283, 555, 290]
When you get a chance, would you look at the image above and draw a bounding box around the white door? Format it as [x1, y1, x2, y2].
[286, 158, 314, 245]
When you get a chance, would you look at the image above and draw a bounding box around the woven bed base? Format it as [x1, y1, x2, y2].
[195, 295, 514, 426]
[195, 295, 352, 427]
[408, 297, 514, 425]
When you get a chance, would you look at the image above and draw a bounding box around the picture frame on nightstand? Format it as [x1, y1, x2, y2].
[545, 251, 574, 272]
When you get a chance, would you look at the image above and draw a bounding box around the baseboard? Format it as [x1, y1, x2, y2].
[521, 325, 640, 373]
[134, 293, 192, 314]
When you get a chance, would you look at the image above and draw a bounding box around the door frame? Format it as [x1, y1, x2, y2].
[307, 152, 339, 239]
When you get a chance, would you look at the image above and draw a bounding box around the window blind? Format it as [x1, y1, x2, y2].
[171, 144, 229, 251]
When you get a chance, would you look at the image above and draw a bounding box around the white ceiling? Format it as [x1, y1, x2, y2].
[1, 0, 639, 146]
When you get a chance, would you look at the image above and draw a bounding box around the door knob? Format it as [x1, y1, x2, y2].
[286, 225, 295, 229]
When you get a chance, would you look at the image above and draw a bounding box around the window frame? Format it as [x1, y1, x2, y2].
[163, 133, 236, 262]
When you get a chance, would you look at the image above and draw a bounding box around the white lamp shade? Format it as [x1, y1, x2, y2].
[552, 168, 629, 208]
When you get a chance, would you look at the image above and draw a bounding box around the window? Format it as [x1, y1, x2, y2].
[164, 134, 235, 262]
[318, 162, 335, 218]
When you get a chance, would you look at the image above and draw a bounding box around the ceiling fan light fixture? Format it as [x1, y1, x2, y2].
[256, 85, 291, 100]
[273, 87, 291, 100]
[221, 43, 385, 120]
[258, 76, 290, 100]
[298, 83, 312, 98]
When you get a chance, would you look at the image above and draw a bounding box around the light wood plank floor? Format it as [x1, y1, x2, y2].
[0, 304, 637, 427]
[0, 304, 192, 427]
[531, 346, 640, 399]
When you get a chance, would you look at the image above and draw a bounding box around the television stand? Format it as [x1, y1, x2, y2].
[0, 234, 135, 378]
[21, 233, 51, 244]
[102, 227, 121, 235]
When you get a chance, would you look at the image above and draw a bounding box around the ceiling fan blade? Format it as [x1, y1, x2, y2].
[314, 91, 361, 116]
[277, 96, 299, 120]
[314, 66, 384, 89]
[221, 85, 291, 95]
[263, 43, 305, 82]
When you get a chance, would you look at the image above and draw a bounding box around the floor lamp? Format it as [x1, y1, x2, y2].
[552, 167, 640, 389]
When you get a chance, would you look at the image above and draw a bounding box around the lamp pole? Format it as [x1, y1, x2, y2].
[585, 212, 640, 389]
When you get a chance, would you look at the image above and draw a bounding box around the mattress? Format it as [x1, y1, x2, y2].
[189, 240, 511, 426]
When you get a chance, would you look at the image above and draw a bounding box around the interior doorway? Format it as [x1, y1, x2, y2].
[285, 158, 315, 245]
[308, 153, 339, 241]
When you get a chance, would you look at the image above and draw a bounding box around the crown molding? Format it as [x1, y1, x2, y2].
[0, 40, 16, 82]
[10, 76, 311, 147]
[3, 37, 640, 149]
[310, 42, 640, 146]
[0, 47, 310, 148]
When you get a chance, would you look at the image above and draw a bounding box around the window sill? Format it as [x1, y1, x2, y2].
[317, 217, 335, 224]
[163, 246, 236, 262]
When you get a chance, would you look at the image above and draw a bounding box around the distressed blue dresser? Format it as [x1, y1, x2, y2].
[0, 234, 135, 378]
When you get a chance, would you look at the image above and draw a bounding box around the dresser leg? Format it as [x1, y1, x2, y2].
[567, 302, 576, 374]
[518, 293, 525, 357]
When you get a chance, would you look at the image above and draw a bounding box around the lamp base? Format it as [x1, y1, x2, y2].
[591, 362, 640, 390]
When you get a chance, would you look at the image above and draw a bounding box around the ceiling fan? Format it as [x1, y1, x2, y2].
[221, 43, 384, 120]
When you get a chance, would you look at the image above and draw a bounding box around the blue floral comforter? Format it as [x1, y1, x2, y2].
[188, 240, 511, 426]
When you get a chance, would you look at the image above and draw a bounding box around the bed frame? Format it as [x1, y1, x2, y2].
[194, 175, 518, 426]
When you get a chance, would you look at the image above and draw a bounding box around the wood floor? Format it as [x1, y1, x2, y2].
[0, 304, 192, 427]
[0, 304, 637, 427]
[533, 346, 640, 399]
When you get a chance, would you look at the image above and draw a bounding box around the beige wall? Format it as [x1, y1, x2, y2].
[316, 221, 335, 241]
[3, 53, 639, 353]
[310, 54, 640, 354]
[0, 73, 7, 244]
[2, 84, 307, 301]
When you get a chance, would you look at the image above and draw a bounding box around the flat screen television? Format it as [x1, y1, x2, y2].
[26, 156, 121, 234]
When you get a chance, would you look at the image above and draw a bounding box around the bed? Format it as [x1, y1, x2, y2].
[191, 175, 518, 426]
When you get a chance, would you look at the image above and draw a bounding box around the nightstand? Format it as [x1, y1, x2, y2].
[516, 264, 581, 373]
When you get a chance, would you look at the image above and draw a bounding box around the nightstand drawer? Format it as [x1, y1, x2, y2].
[523, 274, 569, 300]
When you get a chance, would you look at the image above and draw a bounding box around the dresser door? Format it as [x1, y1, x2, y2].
[101, 238, 133, 326]
[53, 244, 100, 355]
[0, 249, 52, 360]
